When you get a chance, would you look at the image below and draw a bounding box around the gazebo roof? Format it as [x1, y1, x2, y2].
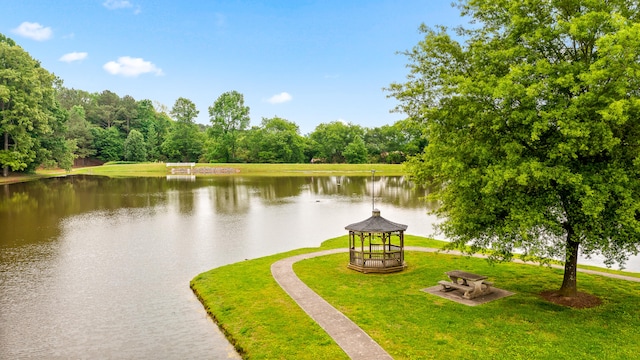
[345, 209, 408, 233]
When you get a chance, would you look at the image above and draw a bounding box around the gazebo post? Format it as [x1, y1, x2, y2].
[382, 233, 387, 264]
[400, 232, 404, 264]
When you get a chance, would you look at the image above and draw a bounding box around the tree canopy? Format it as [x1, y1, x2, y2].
[242, 117, 306, 163]
[207, 90, 250, 163]
[389, 0, 640, 296]
[1, 33, 72, 175]
[163, 97, 202, 162]
[308, 121, 365, 163]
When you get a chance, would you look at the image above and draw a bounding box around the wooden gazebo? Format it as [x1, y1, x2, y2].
[345, 209, 408, 273]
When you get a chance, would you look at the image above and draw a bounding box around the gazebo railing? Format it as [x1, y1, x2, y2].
[349, 246, 403, 268]
[368, 244, 402, 252]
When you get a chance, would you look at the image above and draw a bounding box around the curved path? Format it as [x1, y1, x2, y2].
[271, 248, 393, 360]
[271, 247, 640, 360]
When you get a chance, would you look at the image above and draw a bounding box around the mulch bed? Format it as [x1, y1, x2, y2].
[540, 290, 602, 309]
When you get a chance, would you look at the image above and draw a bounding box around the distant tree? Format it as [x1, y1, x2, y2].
[145, 122, 161, 161]
[91, 90, 121, 129]
[388, 0, 640, 297]
[308, 121, 364, 163]
[170, 97, 199, 124]
[244, 117, 305, 163]
[394, 118, 427, 157]
[57, 87, 92, 110]
[343, 135, 368, 164]
[208, 90, 250, 162]
[162, 97, 203, 162]
[35, 102, 75, 171]
[362, 120, 426, 164]
[123, 129, 147, 162]
[117, 95, 138, 134]
[92, 126, 123, 162]
[66, 105, 96, 165]
[148, 103, 172, 160]
[0, 33, 72, 175]
[162, 122, 203, 162]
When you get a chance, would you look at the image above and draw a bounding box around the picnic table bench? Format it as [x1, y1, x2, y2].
[438, 270, 493, 299]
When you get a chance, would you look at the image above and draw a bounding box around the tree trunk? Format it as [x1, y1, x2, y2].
[558, 230, 580, 297]
[2, 132, 8, 177]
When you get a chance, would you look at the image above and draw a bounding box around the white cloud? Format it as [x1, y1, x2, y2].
[12, 22, 52, 41]
[103, 56, 164, 77]
[59, 52, 88, 63]
[267, 92, 292, 104]
[103, 0, 133, 10]
[103, 0, 141, 13]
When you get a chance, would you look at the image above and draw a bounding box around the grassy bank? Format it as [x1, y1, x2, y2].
[191, 235, 640, 359]
[0, 169, 68, 185]
[0, 163, 406, 185]
[73, 162, 406, 177]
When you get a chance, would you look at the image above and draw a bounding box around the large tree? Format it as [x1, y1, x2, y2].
[66, 105, 96, 165]
[208, 90, 250, 163]
[0, 34, 72, 176]
[92, 126, 123, 162]
[123, 129, 147, 162]
[243, 117, 306, 163]
[308, 121, 365, 163]
[343, 135, 368, 164]
[162, 97, 203, 162]
[388, 0, 640, 296]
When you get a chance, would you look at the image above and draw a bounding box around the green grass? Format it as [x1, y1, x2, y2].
[71, 162, 406, 177]
[1, 163, 406, 184]
[191, 235, 640, 359]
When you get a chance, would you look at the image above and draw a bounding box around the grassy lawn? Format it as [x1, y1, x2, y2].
[72, 162, 406, 177]
[0, 163, 406, 185]
[191, 236, 640, 359]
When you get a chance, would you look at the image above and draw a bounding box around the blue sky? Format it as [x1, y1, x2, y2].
[3, 1, 466, 134]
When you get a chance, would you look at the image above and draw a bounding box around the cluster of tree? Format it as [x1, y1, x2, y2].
[1, 33, 425, 175]
[390, 0, 640, 297]
[59, 89, 426, 166]
[1, 34, 74, 176]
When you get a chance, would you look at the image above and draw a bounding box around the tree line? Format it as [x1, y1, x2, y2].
[1, 33, 425, 176]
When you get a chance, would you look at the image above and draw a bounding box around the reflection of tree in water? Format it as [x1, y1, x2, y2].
[374, 176, 437, 209]
[1, 175, 435, 248]
[307, 176, 433, 209]
[1, 179, 74, 247]
[1, 176, 178, 247]
[207, 177, 251, 215]
[248, 177, 309, 202]
[208, 175, 434, 210]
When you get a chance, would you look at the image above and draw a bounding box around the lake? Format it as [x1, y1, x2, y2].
[1, 175, 637, 359]
[0, 175, 438, 359]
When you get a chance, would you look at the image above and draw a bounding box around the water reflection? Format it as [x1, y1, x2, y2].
[0, 175, 433, 359]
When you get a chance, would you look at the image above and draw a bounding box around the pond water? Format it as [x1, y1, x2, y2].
[1, 175, 638, 359]
[0, 175, 439, 359]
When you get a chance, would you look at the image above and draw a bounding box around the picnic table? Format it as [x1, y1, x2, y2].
[438, 270, 493, 299]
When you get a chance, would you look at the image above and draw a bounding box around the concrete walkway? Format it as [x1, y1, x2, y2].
[271, 249, 393, 360]
[271, 247, 640, 359]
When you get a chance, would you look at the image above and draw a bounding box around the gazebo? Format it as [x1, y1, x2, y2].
[345, 209, 408, 273]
